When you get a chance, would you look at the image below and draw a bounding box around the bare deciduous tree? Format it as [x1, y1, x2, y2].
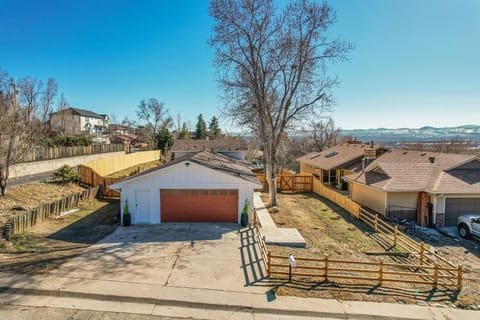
[0, 71, 43, 196]
[402, 136, 475, 154]
[55, 92, 70, 135]
[209, 0, 352, 206]
[41, 78, 58, 126]
[18, 76, 43, 122]
[311, 117, 341, 151]
[136, 98, 172, 148]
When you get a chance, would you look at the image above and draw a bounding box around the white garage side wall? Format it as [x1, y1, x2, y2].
[351, 183, 387, 215]
[117, 162, 258, 224]
[387, 192, 418, 209]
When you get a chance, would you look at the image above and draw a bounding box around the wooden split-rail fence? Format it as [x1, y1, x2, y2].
[2, 185, 100, 241]
[252, 181, 463, 290]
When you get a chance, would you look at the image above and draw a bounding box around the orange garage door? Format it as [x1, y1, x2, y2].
[160, 189, 239, 222]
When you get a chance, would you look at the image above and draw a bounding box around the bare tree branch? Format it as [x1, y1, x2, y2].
[209, 0, 353, 206]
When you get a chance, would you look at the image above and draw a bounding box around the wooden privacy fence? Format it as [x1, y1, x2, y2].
[19, 144, 124, 163]
[2, 185, 100, 241]
[78, 165, 121, 198]
[83, 150, 161, 177]
[268, 254, 462, 290]
[312, 178, 361, 218]
[256, 174, 313, 193]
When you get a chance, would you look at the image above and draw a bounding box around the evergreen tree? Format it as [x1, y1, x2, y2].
[209, 116, 221, 139]
[156, 127, 174, 155]
[195, 114, 207, 139]
[179, 121, 190, 139]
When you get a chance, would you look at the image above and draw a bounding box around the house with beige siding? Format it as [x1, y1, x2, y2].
[344, 150, 480, 227]
[50, 107, 108, 136]
[297, 142, 387, 190]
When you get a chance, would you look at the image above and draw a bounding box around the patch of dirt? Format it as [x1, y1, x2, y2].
[0, 199, 119, 274]
[0, 182, 85, 225]
[265, 192, 480, 310]
[105, 160, 165, 179]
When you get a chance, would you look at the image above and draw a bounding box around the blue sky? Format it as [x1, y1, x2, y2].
[0, 0, 479, 130]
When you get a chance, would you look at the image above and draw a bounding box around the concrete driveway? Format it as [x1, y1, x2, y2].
[48, 223, 269, 294]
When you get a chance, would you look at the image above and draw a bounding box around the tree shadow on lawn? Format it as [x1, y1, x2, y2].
[0, 200, 120, 274]
[304, 192, 480, 261]
[269, 277, 460, 305]
[47, 199, 120, 244]
[297, 192, 404, 252]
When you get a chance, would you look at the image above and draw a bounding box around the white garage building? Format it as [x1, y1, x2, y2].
[110, 151, 261, 224]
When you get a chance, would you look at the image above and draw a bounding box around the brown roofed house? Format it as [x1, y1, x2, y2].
[344, 149, 480, 227]
[296, 141, 387, 191]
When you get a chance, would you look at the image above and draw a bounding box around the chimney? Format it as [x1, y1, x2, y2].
[429, 156, 435, 163]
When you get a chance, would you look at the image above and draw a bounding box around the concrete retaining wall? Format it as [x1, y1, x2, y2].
[10, 151, 125, 179]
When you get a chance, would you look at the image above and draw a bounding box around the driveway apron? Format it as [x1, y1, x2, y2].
[48, 223, 268, 294]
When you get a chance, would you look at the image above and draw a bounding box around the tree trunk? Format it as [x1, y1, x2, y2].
[269, 172, 278, 207]
[0, 178, 7, 197]
[265, 160, 278, 207]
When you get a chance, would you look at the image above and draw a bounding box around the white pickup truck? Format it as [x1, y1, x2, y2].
[457, 215, 480, 239]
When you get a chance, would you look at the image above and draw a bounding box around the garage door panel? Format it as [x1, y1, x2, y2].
[161, 189, 238, 222]
[445, 198, 480, 226]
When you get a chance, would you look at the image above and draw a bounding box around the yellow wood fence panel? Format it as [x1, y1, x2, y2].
[82, 150, 162, 176]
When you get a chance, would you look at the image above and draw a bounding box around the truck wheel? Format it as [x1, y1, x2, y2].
[458, 224, 471, 239]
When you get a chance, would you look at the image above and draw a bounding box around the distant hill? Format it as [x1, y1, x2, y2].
[342, 125, 480, 143]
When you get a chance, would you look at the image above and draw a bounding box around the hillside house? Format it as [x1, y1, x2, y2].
[344, 150, 480, 227]
[50, 108, 108, 137]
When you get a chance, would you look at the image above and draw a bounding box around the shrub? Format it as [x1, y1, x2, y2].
[39, 136, 93, 147]
[54, 165, 81, 183]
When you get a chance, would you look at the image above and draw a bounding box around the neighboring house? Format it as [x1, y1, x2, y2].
[170, 137, 248, 160]
[110, 151, 261, 224]
[109, 124, 136, 136]
[50, 107, 108, 136]
[297, 141, 387, 190]
[344, 149, 480, 227]
[109, 124, 138, 146]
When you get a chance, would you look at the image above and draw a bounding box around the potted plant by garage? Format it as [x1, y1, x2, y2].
[123, 199, 131, 227]
[241, 200, 249, 227]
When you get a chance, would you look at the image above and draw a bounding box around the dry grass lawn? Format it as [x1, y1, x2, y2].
[0, 199, 119, 274]
[265, 192, 480, 309]
[0, 182, 85, 225]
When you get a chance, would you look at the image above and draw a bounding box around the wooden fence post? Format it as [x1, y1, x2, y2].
[393, 226, 398, 247]
[378, 258, 384, 286]
[457, 265, 463, 291]
[267, 251, 271, 277]
[324, 255, 329, 281]
[374, 214, 379, 232]
[433, 263, 438, 289]
[419, 242, 425, 265]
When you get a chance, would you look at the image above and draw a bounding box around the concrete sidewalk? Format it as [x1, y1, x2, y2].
[0, 271, 477, 320]
[253, 192, 306, 247]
